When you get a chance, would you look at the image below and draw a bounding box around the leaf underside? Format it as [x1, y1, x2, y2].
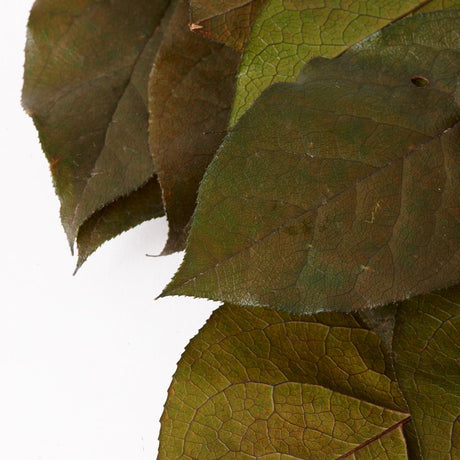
[163, 11, 460, 314]
[148, 0, 241, 255]
[159, 304, 410, 459]
[393, 283, 460, 459]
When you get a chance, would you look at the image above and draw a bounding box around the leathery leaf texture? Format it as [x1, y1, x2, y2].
[230, 0, 460, 126]
[393, 283, 460, 459]
[163, 11, 460, 314]
[22, 0, 170, 254]
[75, 176, 164, 272]
[148, 0, 240, 255]
[159, 304, 412, 459]
[189, 0, 268, 51]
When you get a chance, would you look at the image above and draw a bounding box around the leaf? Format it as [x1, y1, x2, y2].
[22, 0, 170, 250]
[148, 0, 241, 255]
[189, 0, 268, 50]
[159, 303, 411, 458]
[358, 305, 397, 353]
[229, 0, 460, 126]
[74, 176, 164, 272]
[393, 284, 460, 459]
[162, 11, 460, 313]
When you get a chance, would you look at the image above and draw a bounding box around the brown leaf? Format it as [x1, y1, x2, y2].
[148, 0, 240, 254]
[23, 0, 169, 251]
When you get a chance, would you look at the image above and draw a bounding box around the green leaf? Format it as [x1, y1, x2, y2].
[23, 0, 170, 250]
[162, 11, 460, 313]
[230, 0, 460, 126]
[189, 0, 268, 50]
[159, 304, 410, 458]
[393, 284, 460, 459]
[74, 176, 164, 272]
[148, 0, 241, 254]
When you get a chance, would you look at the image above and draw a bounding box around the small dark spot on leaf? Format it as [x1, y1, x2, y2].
[411, 76, 429, 87]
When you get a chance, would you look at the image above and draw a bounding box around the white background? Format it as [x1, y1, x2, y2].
[1, 2, 217, 459]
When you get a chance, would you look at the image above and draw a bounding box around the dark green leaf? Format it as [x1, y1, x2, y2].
[159, 304, 410, 458]
[75, 176, 164, 272]
[393, 284, 460, 459]
[230, 0, 454, 125]
[23, 0, 169, 250]
[148, 0, 240, 254]
[189, 0, 268, 50]
[163, 11, 460, 313]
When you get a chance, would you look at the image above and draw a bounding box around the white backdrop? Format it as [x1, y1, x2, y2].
[1, 2, 218, 459]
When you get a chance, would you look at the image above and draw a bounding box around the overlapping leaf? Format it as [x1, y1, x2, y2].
[189, 0, 268, 50]
[230, 0, 460, 126]
[159, 303, 411, 458]
[162, 11, 460, 313]
[148, 0, 240, 255]
[75, 176, 164, 272]
[22, 0, 171, 253]
[393, 284, 460, 459]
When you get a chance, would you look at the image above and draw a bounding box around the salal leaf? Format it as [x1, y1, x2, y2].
[189, 0, 268, 50]
[75, 177, 163, 272]
[230, 0, 460, 126]
[23, 0, 169, 250]
[162, 11, 460, 313]
[159, 304, 410, 459]
[393, 284, 460, 459]
[149, 0, 240, 254]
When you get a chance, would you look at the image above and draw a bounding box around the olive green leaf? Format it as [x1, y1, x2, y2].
[189, 0, 268, 50]
[74, 176, 164, 272]
[393, 284, 460, 459]
[159, 304, 411, 458]
[230, 0, 460, 126]
[148, 0, 240, 255]
[23, 0, 170, 252]
[162, 11, 460, 313]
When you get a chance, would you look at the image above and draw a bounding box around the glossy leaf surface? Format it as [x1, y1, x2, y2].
[23, 0, 169, 248]
[393, 284, 460, 459]
[190, 0, 267, 50]
[149, 0, 240, 254]
[163, 11, 460, 313]
[159, 304, 410, 458]
[230, 0, 459, 125]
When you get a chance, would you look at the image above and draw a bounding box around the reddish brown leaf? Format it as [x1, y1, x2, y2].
[148, 0, 240, 254]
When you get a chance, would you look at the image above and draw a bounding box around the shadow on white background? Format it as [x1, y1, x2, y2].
[1, 2, 218, 459]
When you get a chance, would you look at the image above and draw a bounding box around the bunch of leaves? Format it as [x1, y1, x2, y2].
[23, 0, 459, 458]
